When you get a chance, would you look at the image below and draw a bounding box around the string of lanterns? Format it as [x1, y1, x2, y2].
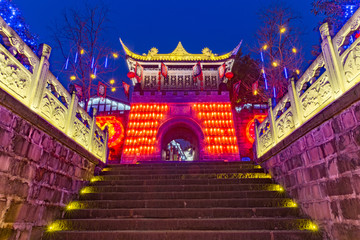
[123, 103, 169, 155]
[193, 103, 238, 154]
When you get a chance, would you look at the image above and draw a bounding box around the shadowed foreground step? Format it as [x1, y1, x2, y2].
[45, 162, 322, 240]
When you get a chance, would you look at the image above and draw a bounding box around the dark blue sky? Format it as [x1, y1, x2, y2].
[14, 0, 322, 101]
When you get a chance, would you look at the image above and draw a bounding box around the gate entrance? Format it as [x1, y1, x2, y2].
[161, 124, 199, 161]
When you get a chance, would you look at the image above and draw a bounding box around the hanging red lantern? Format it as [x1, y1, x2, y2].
[127, 72, 136, 79]
[225, 72, 234, 79]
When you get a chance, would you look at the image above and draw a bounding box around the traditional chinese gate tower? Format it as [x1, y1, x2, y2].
[120, 39, 241, 163]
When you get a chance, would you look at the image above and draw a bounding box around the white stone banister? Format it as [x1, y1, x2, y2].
[256, 7, 360, 158]
[0, 16, 108, 163]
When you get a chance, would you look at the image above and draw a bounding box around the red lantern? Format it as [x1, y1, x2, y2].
[225, 72, 234, 79]
[127, 72, 136, 79]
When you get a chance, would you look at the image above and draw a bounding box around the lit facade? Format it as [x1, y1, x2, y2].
[120, 40, 242, 163]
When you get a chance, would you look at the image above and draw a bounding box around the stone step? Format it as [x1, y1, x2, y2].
[86, 183, 278, 193]
[79, 190, 287, 201]
[47, 230, 321, 240]
[97, 169, 266, 180]
[64, 207, 300, 219]
[100, 168, 266, 176]
[107, 161, 256, 168]
[90, 178, 274, 186]
[66, 198, 294, 209]
[100, 167, 263, 175]
[47, 218, 313, 231]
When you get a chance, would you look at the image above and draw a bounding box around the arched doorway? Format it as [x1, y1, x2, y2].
[160, 123, 200, 161]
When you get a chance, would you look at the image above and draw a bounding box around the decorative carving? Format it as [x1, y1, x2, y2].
[0, 51, 30, 98]
[259, 129, 273, 150]
[320, 22, 330, 40]
[38, 44, 52, 60]
[301, 74, 332, 118]
[296, 54, 325, 96]
[92, 137, 104, 158]
[276, 112, 295, 139]
[73, 119, 90, 147]
[40, 94, 66, 129]
[343, 43, 360, 83]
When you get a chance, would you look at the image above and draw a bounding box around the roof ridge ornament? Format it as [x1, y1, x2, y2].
[119, 38, 242, 62]
[171, 41, 189, 55]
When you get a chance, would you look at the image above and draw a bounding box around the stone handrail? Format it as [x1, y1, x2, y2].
[256, 7, 360, 158]
[0, 16, 108, 163]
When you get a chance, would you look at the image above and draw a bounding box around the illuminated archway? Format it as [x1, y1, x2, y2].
[157, 117, 205, 162]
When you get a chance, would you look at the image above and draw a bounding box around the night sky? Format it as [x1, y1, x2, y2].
[14, 0, 323, 102]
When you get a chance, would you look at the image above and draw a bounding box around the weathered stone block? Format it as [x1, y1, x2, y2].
[26, 143, 43, 162]
[7, 179, 29, 198]
[341, 110, 356, 130]
[328, 158, 338, 177]
[13, 117, 31, 136]
[0, 153, 11, 172]
[325, 177, 353, 196]
[336, 132, 355, 152]
[320, 139, 336, 157]
[321, 121, 334, 140]
[12, 135, 30, 157]
[336, 152, 360, 174]
[330, 201, 339, 219]
[312, 127, 324, 144]
[331, 116, 343, 134]
[41, 135, 54, 150]
[4, 201, 25, 223]
[0, 107, 13, 127]
[30, 129, 43, 145]
[29, 227, 44, 240]
[0, 128, 12, 148]
[18, 230, 30, 240]
[352, 174, 360, 194]
[340, 198, 360, 219]
[305, 134, 315, 147]
[307, 147, 323, 163]
[332, 223, 360, 240]
[313, 201, 332, 220]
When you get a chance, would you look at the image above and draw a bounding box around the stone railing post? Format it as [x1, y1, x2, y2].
[254, 118, 261, 158]
[320, 22, 345, 96]
[65, 92, 79, 136]
[89, 108, 97, 152]
[268, 98, 278, 145]
[30, 43, 52, 109]
[288, 75, 303, 126]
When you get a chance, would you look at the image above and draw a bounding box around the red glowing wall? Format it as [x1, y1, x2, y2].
[193, 103, 238, 155]
[96, 115, 126, 161]
[123, 103, 168, 156]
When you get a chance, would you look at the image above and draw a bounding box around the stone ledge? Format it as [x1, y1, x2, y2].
[257, 82, 360, 163]
[0, 88, 104, 166]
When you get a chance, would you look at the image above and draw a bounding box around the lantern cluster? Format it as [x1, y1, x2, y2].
[193, 103, 238, 154]
[123, 104, 168, 155]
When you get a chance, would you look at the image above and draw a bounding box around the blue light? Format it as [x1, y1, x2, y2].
[74, 52, 78, 63]
[273, 87, 276, 98]
[65, 57, 69, 70]
[91, 57, 95, 69]
[284, 67, 288, 79]
[105, 56, 108, 68]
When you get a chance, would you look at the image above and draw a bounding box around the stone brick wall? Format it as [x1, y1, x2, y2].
[0, 89, 102, 240]
[258, 84, 360, 239]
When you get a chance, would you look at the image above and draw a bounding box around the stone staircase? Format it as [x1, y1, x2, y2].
[46, 162, 322, 240]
